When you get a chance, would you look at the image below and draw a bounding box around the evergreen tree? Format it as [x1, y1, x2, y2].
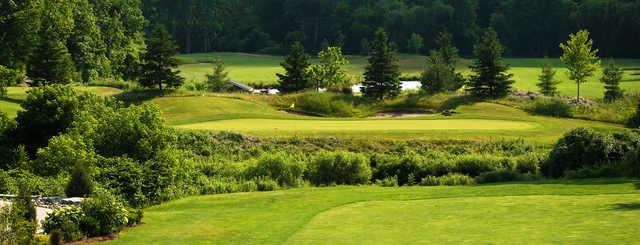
[560, 30, 600, 101]
[406, 33, 424, 54]
[28, 36, 75, 86]
[139, 24, 184, 91]
[467, 28, 514, 98]
[601, 61, 624, 102]
[65, 162, 93, 197]
[433, 31, 459, 67]
[537, 58, 561, 96]
[277, 42, 311, 93]
[206, 58, 231, 92]
[362, 29, 401, 100]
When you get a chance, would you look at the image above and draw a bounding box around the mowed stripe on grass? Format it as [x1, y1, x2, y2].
[288, 195, 640, 244]
[111, 181, 640, 244]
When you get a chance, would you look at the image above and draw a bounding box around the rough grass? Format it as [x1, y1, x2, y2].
[176, 53, 640, 98]
[110, 180, 640, 244]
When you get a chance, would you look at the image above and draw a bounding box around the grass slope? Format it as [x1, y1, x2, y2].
[111, 180, 640, 244]
[176, 53, 640, 98]
[161, 95, 622, 143]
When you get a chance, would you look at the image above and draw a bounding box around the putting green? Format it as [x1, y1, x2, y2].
[176, 119, 537, 133]
[288, 194, 640, 244]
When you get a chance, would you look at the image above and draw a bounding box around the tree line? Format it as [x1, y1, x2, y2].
[143, 0, 640, 58]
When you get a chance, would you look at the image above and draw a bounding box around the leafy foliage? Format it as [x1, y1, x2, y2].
[306, 151, 371, 186]
[560, 30, 601, 100]
[245, 153, 305, 188]
[206, 58, 231, 92]
[80, 190, 129, 236]
[406, 33, 423, 54]
[308, 47, 351, 91]
[528, 98, 573, 118]
[65, 162, 93, 198]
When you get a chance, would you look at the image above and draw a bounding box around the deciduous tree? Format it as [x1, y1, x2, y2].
[560, 30, 600, 101]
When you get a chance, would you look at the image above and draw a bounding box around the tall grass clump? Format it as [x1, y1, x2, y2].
[295, 92, 356, 117]
[420, 174, 475, 186]
[306, 151, 371, 186]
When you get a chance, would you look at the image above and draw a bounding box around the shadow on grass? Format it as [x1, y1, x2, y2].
[439, 95, 485, 111]
[0, 97, 22, 104]
[611, 203, 640, 211]
[115, 89, 170, 104]
[476, 178, 637, 186]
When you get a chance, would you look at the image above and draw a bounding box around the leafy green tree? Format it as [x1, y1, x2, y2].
[601, 61, 624, 102]
[467, 28, 514, 98]
[139, 24, 184, 91]
[68, 0, 109, 84]
[421, 55, 463, 94]
[65, 162, 93, 197]
[28, 33, 75, 86]
[0, 65, 21, 97]
[406, 33, 424, 54]
[537, 58, 561, 96]
[14, 85, 84, 155]
[362, 29, 401, 100]
[0, 0, 42, 70]
[560, 30, 600, 100]
[206, 58, 231, 92]
[308, 47, 351, 91]
[277, 42, 311, 93]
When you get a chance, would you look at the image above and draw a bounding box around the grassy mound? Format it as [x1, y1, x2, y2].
[111, 180, 640, 244]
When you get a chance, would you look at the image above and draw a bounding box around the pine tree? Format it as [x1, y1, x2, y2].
[601, 61, 624, 102]
[433, 31, 459, 67]
[467, 28, 514, 98]
[206, 58, 231, 92]
[277, 42, 311, 93]
[65, 162, 93, 197]
[537, 58, 561, 96]
[28, 32, 75, 86]
[362, 29, 401, 100]
[139, 24, 184, 91]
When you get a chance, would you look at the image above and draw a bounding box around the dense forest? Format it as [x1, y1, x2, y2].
[143, 0, 640, 57]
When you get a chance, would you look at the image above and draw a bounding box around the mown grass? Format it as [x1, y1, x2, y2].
[110, 180, 640, 244]
[164, 95, 623, 143]
[176, 52, 640, 98]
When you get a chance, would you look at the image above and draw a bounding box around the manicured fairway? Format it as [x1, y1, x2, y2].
[0, 100, 20, 117]
[110, 180, 640, 244]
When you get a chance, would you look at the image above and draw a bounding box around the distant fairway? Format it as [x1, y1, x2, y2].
[111, 180, 640, 244]
[177, 52, 640, 98]
[0, 100, 20, 117]
[159, 95, 622, 142]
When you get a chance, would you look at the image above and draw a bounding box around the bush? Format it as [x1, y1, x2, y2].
[420, 174, 475, 186]
[528, 98, 573, 118]
[245, 153, 305, 187]
[542, 128, 615, 178]
[372, 153, 428, 186]
[80, 190, 129, 236]
[43, 206, 85, 242]
[65, 162, 93, 198]
[306, 151, 371, 186]
[255, 177, 279, 191]
[453, 154, 505, 177]
[295, 92, 355, 117]
[515, 153, 544, 174]
[628, 102, 640, 128]
[126, 208, 144, 226]
[96, 157, 145, 207]
[33, 134, 97, 176]
[476, 169, 522, 183]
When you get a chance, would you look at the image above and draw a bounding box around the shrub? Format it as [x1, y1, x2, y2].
[375, 176, 398, 187]
[33, 134, 97, 176]
[80, 190, 129, 236]
[49, 230, 64, 245]
[515, 153, 544, 174]
[306, 151, 371, 185]
[476, 169, 522, 183]
[628, 103, 640, 128]
[542, 128, 615, 178]
[372, 153, 428, 186]
[528, 98, 573, 118]
[43, 206, 85, 242]
[96, 157, 145, 207]
[420, 174, 475, 186]
[453, 154, 504, 177]
[65, 162, 93, 198]
[245, 153, 305, 187]
[295, 92, 355, 117]
[126, 208, 144, 226]
[255, 177, 279, 191]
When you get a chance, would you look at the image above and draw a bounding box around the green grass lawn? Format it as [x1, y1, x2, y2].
[176, 52, 640, 98]
[110, 180, 640, 244]
[158, 94, 622, 143]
